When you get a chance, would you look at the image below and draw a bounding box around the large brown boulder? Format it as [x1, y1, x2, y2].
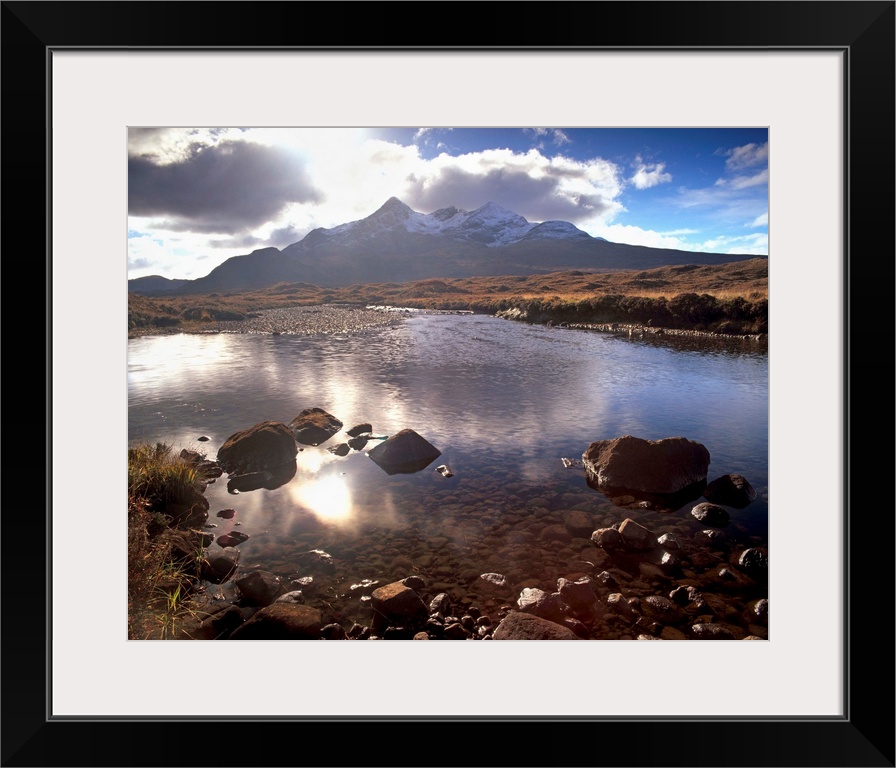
[367, 429, 441, 474]
[289, 408, 343, 446]
[228, 603, 322, 640]
[582, 435, 710, 498]
[492, 611, 581, 640]
[217, 421, 297, 474]
[370, 581, 429, 635]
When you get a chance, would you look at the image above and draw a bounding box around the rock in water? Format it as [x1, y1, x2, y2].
[217, 421, 298, 474]
[582, 435, 710, 503]
[367, 429, 441, 474]
[289, 407, 343, 446]
[703, 473, 757, 508]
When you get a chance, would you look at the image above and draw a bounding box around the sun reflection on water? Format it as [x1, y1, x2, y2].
[290, 472, 353, 524]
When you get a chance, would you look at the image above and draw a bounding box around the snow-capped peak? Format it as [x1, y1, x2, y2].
[304, 197, 600, 249]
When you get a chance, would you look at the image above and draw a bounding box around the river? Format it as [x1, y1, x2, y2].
[128, 310, 769, 638]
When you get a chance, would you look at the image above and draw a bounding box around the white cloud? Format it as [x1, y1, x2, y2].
[724, 142, 769, 171]
[716, 168, 769, 190]
[748, 212, 769, 227]
[694, 232, 768, 255]
[526, 128, 572, 145]
[588, 222, 690, 250]
[630, 162, 672, 190]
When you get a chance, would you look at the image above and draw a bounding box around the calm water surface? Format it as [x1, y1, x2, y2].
[128, 312, 769, 635]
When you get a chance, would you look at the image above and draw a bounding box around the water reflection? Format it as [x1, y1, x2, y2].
[129, 313, 769, 633]
[291, 473, 353, 524]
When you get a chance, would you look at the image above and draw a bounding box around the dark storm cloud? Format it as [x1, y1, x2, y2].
[407, 166, 616, 223]
[128, 140, 321, 234]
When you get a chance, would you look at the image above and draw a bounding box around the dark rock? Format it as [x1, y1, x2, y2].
[384, 626, 415, 640]
[217, 421, 298, 474]
[704, 473, 757, 508]
[216, 508, 237, 519]
[347, 436, 369, 451]
[229, 603, 322, 640]
[430, 593, 451, 617]
[235, 570, 287, 606]
[641, 595, 686, 625]
[197, 436, 211, 442]
[321, 623, 347, 640]
[657, 533, 681, 549]
[402, 575, 425, 591]
[289, 407, 343, 446]
[595, 571, 619, 590]
[201, 548, 240, 584]
[689, 622, 736, 640]
[607, 593, 641, 620]
[180, 448, 206, 464]
[296, 549, 336, 574]
[370, 581, 429, 634]
[744, 598, 769, 626]
[367, 429, 442, 474]
[591, 527, 625, 552]
[582, 435, 710, 506]
[479, 573, 509, 591]
[557, 577, 598, 609]
[516, 588, 569, 622]
[492, 611, 581, 640]
[348, 623, 369, 639]
[738, 547, 768, 574]
[425, 617, 445, 638]
[216, 531, 249, 548]
[618, 518, 656, 550]
[196, 605, 244, 640]
[443, 622, 470, 640]
[346, 423, 373, 437]
[690, 502, 731, 528]
[328, 443, 350, 457]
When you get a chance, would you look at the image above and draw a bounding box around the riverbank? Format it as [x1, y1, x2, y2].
[128, 260, 768, 338]
[128, 304, 407, 339]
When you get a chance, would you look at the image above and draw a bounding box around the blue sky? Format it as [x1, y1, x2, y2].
[128, 127, 768, 280]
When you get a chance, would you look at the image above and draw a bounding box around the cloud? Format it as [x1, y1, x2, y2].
[716, 168, 769, 190]
[589, 223, 692, 250]
[526, 128, 572, 146]
[748, 212, 769, 227]
[128, 138, 322, 234]
[402, 147, 624, 224]
[723, 142, 768, 171]
[630, 161, 672, 190]
[694, 232, 768, 255]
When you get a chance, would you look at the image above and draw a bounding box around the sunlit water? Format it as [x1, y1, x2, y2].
[129, 312, 769, 635]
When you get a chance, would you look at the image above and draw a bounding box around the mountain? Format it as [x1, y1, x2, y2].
[126, 275, 191, 295]
[129, 197, 765, 295]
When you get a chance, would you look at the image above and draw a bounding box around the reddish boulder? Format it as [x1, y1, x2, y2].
[217, 421, 297, 474]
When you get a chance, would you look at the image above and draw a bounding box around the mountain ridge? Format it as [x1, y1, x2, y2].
[129, 197, 766, 295]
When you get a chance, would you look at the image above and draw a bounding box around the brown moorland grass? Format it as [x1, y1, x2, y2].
[128, 258, 768, 336]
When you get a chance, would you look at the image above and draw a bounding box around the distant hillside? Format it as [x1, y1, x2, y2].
[128, 197, 766, 295]
[128, 258, 768, 337]
[127, 275, 191, 295]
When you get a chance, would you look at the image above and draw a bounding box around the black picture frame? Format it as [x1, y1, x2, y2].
[4, 2, 893, 766]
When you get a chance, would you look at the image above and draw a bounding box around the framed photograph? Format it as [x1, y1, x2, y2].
[6, 1, 893, 765]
